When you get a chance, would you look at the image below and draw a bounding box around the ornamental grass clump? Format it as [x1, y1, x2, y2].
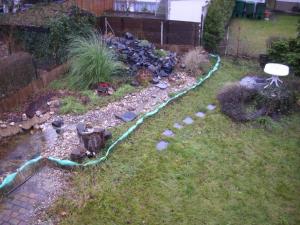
[68, 33, 122, 90]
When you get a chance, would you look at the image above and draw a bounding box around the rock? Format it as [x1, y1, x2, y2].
[70, 147, 86, 162]
[55, 128, 63, 134]
[22, 113, 28, 121]
[0, 124, 7, 129]
[195, 112, 206, 118]
[115, 112, 137, 122]
[125, 32, 134, 40]
[183, 117, 194, 125]
[173, 123, 183, 129]
[36, 111, 42, 117]
[0, 120, 3, 124]
[76, 122, 86, 135]
[180, 63, 186, 69]
[159, 70, 169, 77]
[9, 122, 15, 126]
[78, 128, 109, 153]
[162, 129, 175, 137]
[240, 76, 267, 90]
[127, 106, 135, 111]
[86, 122, 93, 129]
[50, 100, 60, 108]
[131, 80, 140, 87]
[33, 124, 40, 130]
[151, 77, 160, 84]
[104, 130, 112, 140]
[207, 104, 216, 111]
[156, 141, 169, 151]
[156, 82, 168, 90]
[52, 118, 64, 128]
[47, 101, 51, 106]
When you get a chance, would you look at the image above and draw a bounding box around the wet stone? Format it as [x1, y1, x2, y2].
[207, 104, 216, 111]
[195, 112, 206, 118]
[115, 111, 137, 122]
[183, 117, 194, 125]
[156, 141, 169, 151]
[156, 82, 168, 90]
[162, 129, 175, 137]
[173, 123, 183, 129]
[52, 118, 64, 128]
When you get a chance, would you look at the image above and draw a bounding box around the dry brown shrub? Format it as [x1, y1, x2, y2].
[182, 47, 211, 75]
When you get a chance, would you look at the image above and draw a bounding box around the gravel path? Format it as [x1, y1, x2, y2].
[42, 73, 196, 159]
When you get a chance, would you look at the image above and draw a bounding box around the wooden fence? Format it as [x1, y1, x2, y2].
[75, 0, 114, 16]
[98, 15, 200, 46]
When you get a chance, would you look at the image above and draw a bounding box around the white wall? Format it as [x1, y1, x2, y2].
[167, 0, 209, 23]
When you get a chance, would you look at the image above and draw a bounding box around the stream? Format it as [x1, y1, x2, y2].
[0, 125, 58, 180]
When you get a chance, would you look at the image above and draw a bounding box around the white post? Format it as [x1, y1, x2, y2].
[161, 21, 164, 46]
[105, 17, 108, 35]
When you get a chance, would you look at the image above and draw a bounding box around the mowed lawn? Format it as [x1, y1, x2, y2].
[227, 14, 299, 57]
[52, 58, 300, 225]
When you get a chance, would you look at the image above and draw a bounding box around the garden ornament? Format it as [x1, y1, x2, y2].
[264, 63, 289, 88]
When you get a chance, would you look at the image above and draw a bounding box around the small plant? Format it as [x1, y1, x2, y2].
[113, 84, 136, 98]
[60, 96, 87, 114]
[182, 47, 211, 75]
[154, 49, 168, 58]
[68, 32, 123, 90]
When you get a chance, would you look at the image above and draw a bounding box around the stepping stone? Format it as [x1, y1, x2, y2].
[195, 112, 206, 118]
[156, 141, 169, 151]
[162, 129, 175, 137]
[173, 123, 183, 129]
[115, 111, 137, 122]
[207, 104, 216, 111]
[156, 82, 168, 90]
[183, 117, 194, 125]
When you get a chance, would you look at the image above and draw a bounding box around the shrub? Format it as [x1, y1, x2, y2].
[203, 0, 235, 52]
[13, 6, 96, 65]
[182, 47, 211, 75]
[267, 38, 300, 76]
[67, 32, 123, 90]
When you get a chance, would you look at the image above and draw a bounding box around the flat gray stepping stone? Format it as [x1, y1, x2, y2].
[156, 141, 169, 151]
[183, 117, 194, 125]
[207, 104, 216, 111]
[115, 111, 137, 122]
[173, 123, 183, 129]
[156, 82, 168, 90]
[162, 129, 175, 137]
[195, 112, 206, 118]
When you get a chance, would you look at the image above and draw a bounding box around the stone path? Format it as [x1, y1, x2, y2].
[0, 166, 70, 225]
[156, 104, 216, 151]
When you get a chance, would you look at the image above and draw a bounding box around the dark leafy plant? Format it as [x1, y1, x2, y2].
[203, 0, 235, 52]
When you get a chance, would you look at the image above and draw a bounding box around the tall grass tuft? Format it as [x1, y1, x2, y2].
[68, 32, 122, 90]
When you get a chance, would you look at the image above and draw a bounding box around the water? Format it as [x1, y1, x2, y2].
[0, 125, 58, 179]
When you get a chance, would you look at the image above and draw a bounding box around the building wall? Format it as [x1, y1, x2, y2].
[75, 0, 114, 16]
[275, 0, 300, 11]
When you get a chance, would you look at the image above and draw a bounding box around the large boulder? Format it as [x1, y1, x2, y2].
[76, 123, 112, 154]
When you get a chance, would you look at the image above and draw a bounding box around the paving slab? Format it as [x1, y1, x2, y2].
[207, 104, 216, 111]
[195, 112, 206, 118]
[183, 117, 194, 125]
[115, 111, 137, 122]
[173, 123, 183, 129]
[156, 141, 169, 151]
[162, 129, 175, 137]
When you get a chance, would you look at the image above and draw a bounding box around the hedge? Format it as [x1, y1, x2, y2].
[203, 0, 235, 52]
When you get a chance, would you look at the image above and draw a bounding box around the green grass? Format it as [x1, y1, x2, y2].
[227, 14, 299, 57]
[59, 96, 87, 115]
[51, 58, 300, 225]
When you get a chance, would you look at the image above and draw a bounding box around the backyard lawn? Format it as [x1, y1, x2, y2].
[51, 58, 300, 225]
[227, 14, 299, 57]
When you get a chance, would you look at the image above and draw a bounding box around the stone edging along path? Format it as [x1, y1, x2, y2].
[0, 55, 221, 196]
